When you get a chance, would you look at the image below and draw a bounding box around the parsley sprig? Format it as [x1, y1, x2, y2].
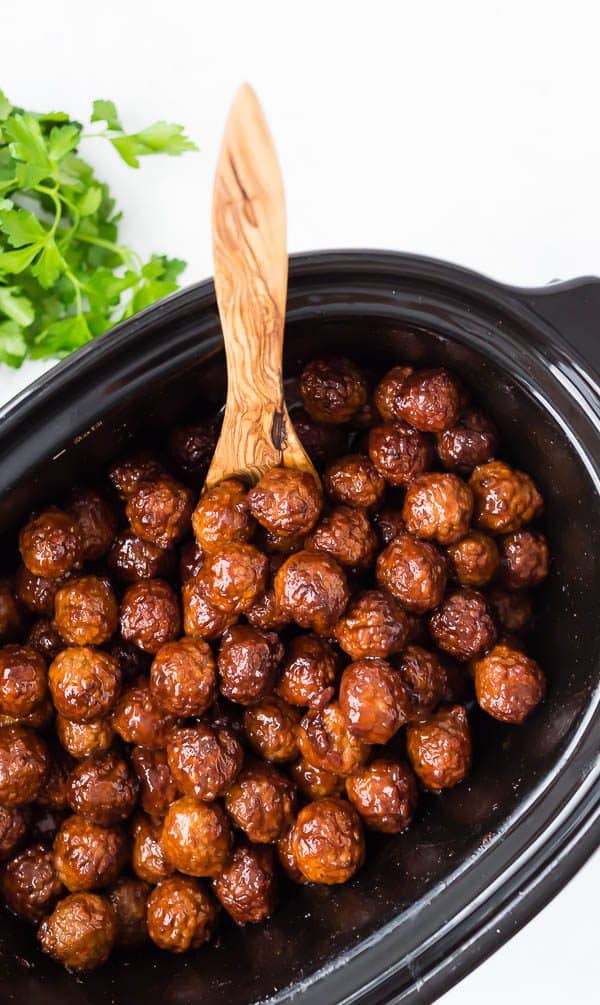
[0, 92, 197, 367]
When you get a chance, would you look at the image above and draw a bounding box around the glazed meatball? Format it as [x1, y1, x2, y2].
[26, 617, 64, 663]
[334, 590, 410, 660]
[39, 892, 116, 971]
[56, 716, 114, 760]
[131, 746, 179, 817]
[213, 842, 277, 924]
[473, 644, 546, 724]
[276, 633, 339, 709]
[112, 677, 175, 749]
[487, 587, 534, 635]
[0, 725, 48, 805]
[217, 625, 282, 705]
[0, 581, 20, 641]
[19, 508, 83, 579]
[150, 637, 216, 716]
[179, 539, 205, 582]
[1, 842, 62, 921]
[131, 813, 173, 884]
[277, 827, 309, 884]
[297, 701, 368, 777]
[291, 798, 365, 885]
[126, 474, 194, 550]
[36, 745, 73, 811]
[147, 875, 217, 952]
[346, 758, 418, 833]
[289, 758, 344, 800]
[193, 478, 255, 553]
[168, 421, 218, 482]
[446, 530, 500, 587]
[429, 588, 498, 661]
[248, 467, 322, 538]
[436, 407, 499, 473]
[372, 507, 406, 547]
[292, 407, 346, 466]
[0, 805, 30, 861]
[108, 452, 164, 499]
[246, 586, 290, 631]
[498, 530, 549, 590]
[15, 565, 70, 616]
[402, 473, 474, 546]
[368, 421, 433, 487]
[53, 815, 128, 891]
[243, 697, 300, 763]
[469, 461, 543, 534]
[0, 644, 47, 719]
[54, 576, 118, 647]
[68, 751, 139, 826]
[224, 761, 297, 843]
[182, 577, 237, 639]
[67, 489, 118, 561]
[108, 531, 176, 584]
[376, 534, 447, 613]
[339, 658, 411, 744]
[167, 723, 243, 801]
[395, 368, 466, 432]
[324, 454, 385, 509]
[406, 704, 472, 790]
[199, 543, 269, 615]
[108, 636, 151, 682]
[373, 366, 414, 420]
[162, 797, 232, 877]
[120, 579, 181, 653]
[300, 357, 367, 424]
[107, 876, 150, 949]
[305, 506, 378, 571]
[394, 645, 445, 721]
[49, 647, 121, 723]
[274, 551, 349, 635]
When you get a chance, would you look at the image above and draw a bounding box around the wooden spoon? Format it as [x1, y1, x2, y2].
[205, 83, 318, 490]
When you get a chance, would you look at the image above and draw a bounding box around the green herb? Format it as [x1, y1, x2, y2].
[0, 90, 197, 367]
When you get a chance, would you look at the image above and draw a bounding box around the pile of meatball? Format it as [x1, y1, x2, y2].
[0, 357, 549, 973]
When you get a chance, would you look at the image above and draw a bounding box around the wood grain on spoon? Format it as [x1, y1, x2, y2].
[206, 83, 318, 490]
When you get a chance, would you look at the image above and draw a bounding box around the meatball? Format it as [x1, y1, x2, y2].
[167, 723, 243, 801]
[131, 746, 179, 817]
[224, 761, 297, 843]
[276, 634, 339, 709]
[246, 586, 290, 631]
[53, 815, 128, 891]
[67, 751, 139, 826]
[394, 645, 445, 721]
[446, 530, 500, 587]
[376, 534, 447, 613]
[67, 489, 118, 561]
[243, 697, 300, 763]
[406, 704, 472, 790]
[248, 467, 322, 538]
[297, 701, 368, 776]
[150, 637, 216, 716]
[469, 461, 543, 534]
[147, 875, 217, 952]
[107, 531, 176, 584]
[0, 580, 20, 641]
[402, 473, 474, 546]
[107, 637, 151, 682]
[120, 579, 181, 654]
[289, 758, 344, 800]
[373, 366, 414, 420]
[161, 797, 232, 878]
[56, 716, 114, 760]
[0, 805, 30, 861]
[15, 565, 70, 616]
[0, 644, 47, 719]
[37, 745, 73, 811]
[305, 506, 377, 571]
[372, 507, 406, 546]
[132, 813, 173, 884]
[274, 551, 349, 635]
[49, 648, 121, 723]
[107, 876, 150, 949]
[218, 625, 283, 705]
[26, 617, 64, 662]
[182, 577, 237, 639]
[126, 474, 194, 550]
[436, 407, 499, 473]
[334, 590, 410, 660]
[0, 725, 48, 805]
[199, 542, 269, 615]
[395, 368, 466, 432]
[19, 508, 82, 579]
[277, 827, 309, 884]
[292, 407, 346, 466]
[429, 588, 498, 661]
[1, 841, 63, 921]
[54, 576, 118, 647]
[112, 677, 175, 748]
[168, 421, 218, 482]
[291, 798, 365, 885]
[108, 452, 163, 499]
[473, 644, 546, 724]
[346, 758, 418, 833]
[339, 658, 411, 744]
[368, 421, 433, 487]
[324, 454, 385, 510]
[193, 478, 255, 553]
[38, 892, 116, 971]
[213, 842, 277, 924]
[179, 539, 205, 582]
[300, 357, 367, 424]
[498, 530, 550, 590]
[487, 587, 533, 635]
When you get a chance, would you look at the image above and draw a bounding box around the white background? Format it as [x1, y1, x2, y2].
[1, 1, 598, 1001]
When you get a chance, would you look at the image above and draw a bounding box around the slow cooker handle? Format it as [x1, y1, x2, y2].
[513, 278, 600, 376]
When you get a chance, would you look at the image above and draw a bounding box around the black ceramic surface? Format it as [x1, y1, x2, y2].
[0, 251, 598, 1005]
